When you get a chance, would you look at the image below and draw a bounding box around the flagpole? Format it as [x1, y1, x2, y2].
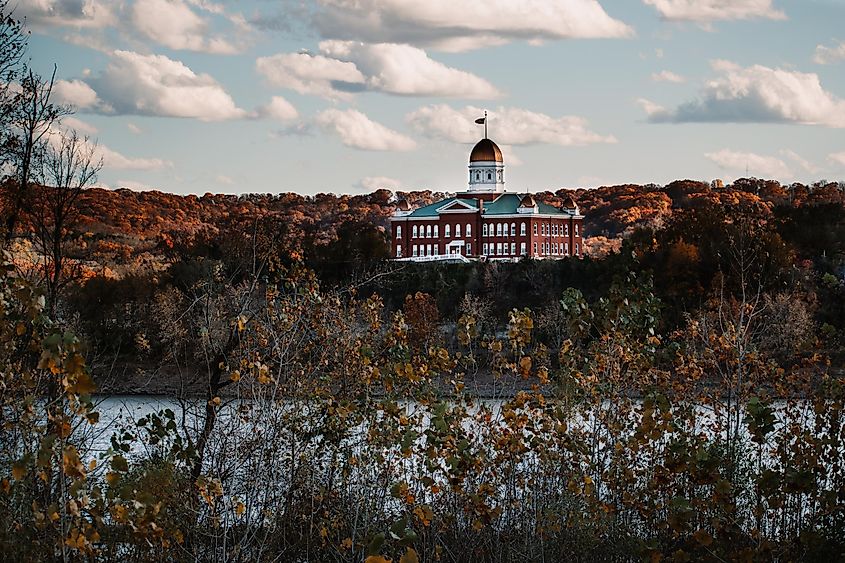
[484, 110, 488, 139]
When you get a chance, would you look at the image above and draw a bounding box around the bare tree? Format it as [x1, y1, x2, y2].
[32, 129, 102, 317]
[2, 66, 69, 245]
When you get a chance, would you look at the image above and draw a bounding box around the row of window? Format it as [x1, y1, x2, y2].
[403, 244, 472, 257]
[400, 221, 580, 240]
[405, 224, 473, 239]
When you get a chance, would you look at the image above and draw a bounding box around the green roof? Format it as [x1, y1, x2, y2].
[406, 193, 569, 217]
[408, 197, 478, 217]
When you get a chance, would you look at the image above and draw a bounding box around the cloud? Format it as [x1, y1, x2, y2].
[357, 176, 402, 191]
[705, 149, 791, 179]
[127, 123, 142, 134]
[112, 180, 158, 191]
[53, 79, 100, 108]
[651, 70, 685, 83]
[215, 174, 235, 185]
[406, 105, 615, 146]
[309, 0, 633, 52]
[813, 40, 845, 65]
[98, 145, 171, 170]
[830, 152, 845, 167]
[643, 60, 845, 127]
[257, 42, 500, 100]
[131, 0, 241, 54]
[256, 96, 299, 121]
[16, 0, 116, 29]
[642, 0, 785, 22]
[61, 116, 98, 136]
[780, 149, 818, 174]
[80, 50, 247, 120]
[256, 52, 365, 100]
[316, 109, 416, 151]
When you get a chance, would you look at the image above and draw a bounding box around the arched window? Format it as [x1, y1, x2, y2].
[483, 224, 488, 236]
[396, 246, 402, 257]
[397, 225, 402, 239]
[487, 172, 492, 180]
[426, 225, 432, 238]
[455, 224, 461, 237]
[412, 225, 418, 238]
[575, 224, 580, 236]
[533, 223, 538, 235]
[445, 224, 451, 237]
[434, 225, 439, 238]
[520, 222, 526, 236]
[466, 223, 471, 237]
[510, 223, 516, 236]
[496, 223, 502, 236]
[575, 243, 580, 256]
[565, 224, 569, 236]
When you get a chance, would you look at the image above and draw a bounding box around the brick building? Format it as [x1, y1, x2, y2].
[390, 137, 583, 262]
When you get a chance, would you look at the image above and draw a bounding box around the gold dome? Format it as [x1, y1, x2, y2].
[469, 138, 503, 163]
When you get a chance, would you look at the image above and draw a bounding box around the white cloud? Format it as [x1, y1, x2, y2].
[705, 149, 791, 179]
[829, 152, 845, 167]
[316, 109, 416, 151]
[256, 96, 299, 121]
[53, 79, 100, 108]
[311, 0, 633, 52]
[643, 0, 785, 22]
[256, 42, 500, 100]
[813, 41, 845, 65]
[17, 0, 116, 29]
[113, 180, 158, 191]
[637, 98, 667, 118]
[651, 70, 685, 83]
[127, 123, 142, 134]
[406, 105, 615, 147]
[131, 0, 240, 54]
[216, 174, 235, 185]
[83, 50, 246, 120]
[61, 116, 98, 136]
[319, 41, 501, 98]
[98, 145, 171, 170]
[644, 60, 845, 127]
[256, 52, 365, 100]
[357, 176, 402, 191]
[780, 149, 818, 174]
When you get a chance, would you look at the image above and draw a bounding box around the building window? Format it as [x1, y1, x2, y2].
[483, 243, 488, 255]
[564, 242, 569, 255]
[533, 242, 538, 255]
[533, 223, 538, 235]
[445, 224, 451, 237]
[511, 242, 516, 255]
[397, 225, 402, 239]
[565, 224, 569, 236]
[497, 243, 502, 255]
[520, 242, 526, 255]
[466, 243, 471, 255]
[483, 224, 488, 237]
[575, 243, 580, 256]
[434, 225, 439, 238]
[520, 222, 526, 236]
[466, 223, 471, 237]
[427, 244, 433, 256]
[575, 224, 580, 236]
[456, 224, 461, 238]
[412, 225, 417, 238]
[510, 223, 516, 236]
[496, 223, 502, 236]
[396, 246, 402, 257]
[487, 172, 492, 180]
[426, 225, 431, 238]
[413, 245, 418, 256]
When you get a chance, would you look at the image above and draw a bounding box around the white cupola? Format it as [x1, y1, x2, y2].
[468, 138, 505, 193]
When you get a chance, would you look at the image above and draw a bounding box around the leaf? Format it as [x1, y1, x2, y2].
[367, 532, 386, 556]
[400, 548, 419, 563]
[235, 502, 245, 516]
[12, 462, 26, 481]
[692, 529, 713, 546]
[364, 557, 391, 563]
[111, 455, 128, 473]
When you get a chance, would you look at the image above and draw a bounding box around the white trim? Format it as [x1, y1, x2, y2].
[436, 200, 477, 213]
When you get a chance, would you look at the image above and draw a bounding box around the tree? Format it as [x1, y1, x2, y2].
[31, 129, 102, 317]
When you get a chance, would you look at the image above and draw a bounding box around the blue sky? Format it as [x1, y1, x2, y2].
[23, 0, 845, 195]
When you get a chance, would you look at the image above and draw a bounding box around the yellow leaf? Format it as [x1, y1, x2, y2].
[400, 548, 419, 563]
[341, 538, 353, 549]
[235, 502, 245, 515]
[15, 322, 26, 336]
[12, 462, 25, 481]
[365, 557, 391, 563]
[230, 370, 241, 382]
[88, 459, 97, 471]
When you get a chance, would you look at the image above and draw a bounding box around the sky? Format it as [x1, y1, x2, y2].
[20, 0, 845, 195]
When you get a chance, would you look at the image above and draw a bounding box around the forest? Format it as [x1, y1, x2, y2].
[2, 4, 845, 561]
